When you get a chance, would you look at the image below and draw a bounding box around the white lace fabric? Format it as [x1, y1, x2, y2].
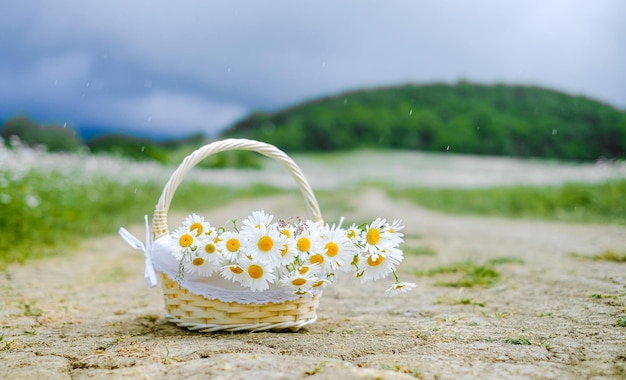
[151, 235, 320, 304]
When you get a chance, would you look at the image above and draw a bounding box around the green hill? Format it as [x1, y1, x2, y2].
[0, 115, 83, 152]
[223, 82, 626, 161]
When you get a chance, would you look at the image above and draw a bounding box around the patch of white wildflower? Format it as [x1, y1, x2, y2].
[170, 210, 415, 296]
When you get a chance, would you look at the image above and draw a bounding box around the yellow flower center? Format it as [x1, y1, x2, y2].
[297, 237, 311, 252]
[258, 236, 274, 252]
[389, 228, 395, 233]
[190, 222, 203, 236]
[281, 229, 291, 238]
[312, 280, 324, 288]
[281, 244, 289, 257]
[347, 230, 356, 239]
[229, 265, 243, 274]
[310, 254, 324, 265]
[248, 264, 264, 279]
[179, 234, 193, 247]
[192, 257, 205, 266]
[226, 238, 240, 252]
[325, 242, 339, 257]
[366, 228, 381, 245]
[291, 278, 307, 286]
[298, 266, 309, 275]
[367, 255, 384, 267]
[205, 243, 216, 254]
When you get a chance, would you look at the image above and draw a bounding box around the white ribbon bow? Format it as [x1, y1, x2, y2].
[118, 215, 158, 288]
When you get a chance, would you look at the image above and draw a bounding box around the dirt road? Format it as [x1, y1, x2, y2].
[1, 190, 625, 379]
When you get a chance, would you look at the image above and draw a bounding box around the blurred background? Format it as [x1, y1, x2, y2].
[1, 1, 626, 264]
[1, 0, 625, 155]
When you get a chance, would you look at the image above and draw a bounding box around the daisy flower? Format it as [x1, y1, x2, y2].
[241, 210, 274, 231]
[165, 211, 412, 295]
[362, 217, 393, 257]
[243, 225, 284, 267]
[196, 237, 224, 266]
[217, 230, 243, 262]
[317, 225, 357, 271]
[307, 251, 326, 269]
[293, 222, 320, 260]
[350, 250, 366, 271]
[359, 247, 403, 282]
[277, 236, 297, 268]
[310, 278, 331, 291]
[274, 222, 298, 270]
[345, 223, 363, 244]
[387, 219, 405, 245]
[203, 225, 219, 242]
[295, 263, 322, 277]
[182, 213, 210, 237]
[185, 249, 220, 277]
[385, 281, 416, 297]
[277, 222, 295, 241]
[170, 225, 197, 261]
[280, 266, 319, 294]
[220, 264, 247, 284]
[238, 258, 276, 292]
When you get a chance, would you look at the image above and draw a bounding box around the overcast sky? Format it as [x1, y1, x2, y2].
[1, 1, 625, 137]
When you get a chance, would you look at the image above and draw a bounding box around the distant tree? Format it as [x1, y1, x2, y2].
[87, 134, 169, 163]
[1, 115, 39, 144]
[1, 115, 84, 152]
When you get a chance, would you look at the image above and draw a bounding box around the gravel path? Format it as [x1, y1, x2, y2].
[1, 188, 625, 379]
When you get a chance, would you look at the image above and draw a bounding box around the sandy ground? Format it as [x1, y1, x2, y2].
[1, 189, 625, 379]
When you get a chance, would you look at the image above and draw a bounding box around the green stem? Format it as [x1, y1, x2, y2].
[392, 269, 400, 283]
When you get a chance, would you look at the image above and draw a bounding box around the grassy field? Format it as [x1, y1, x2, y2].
[2, 143, 625, 266]
[390, 179, 626, 225]
[0, 142, 284, 266]
[0, 167, 281, 266]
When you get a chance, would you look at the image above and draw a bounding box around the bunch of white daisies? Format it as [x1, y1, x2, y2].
[170, 210, 415, 296]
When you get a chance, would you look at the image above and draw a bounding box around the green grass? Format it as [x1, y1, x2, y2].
[404, 245, 437, 256]
[4, 156, 625, 268]
[569, 249, 626, 263]
[414, 257, 523, 288]
[315, 190, 357, 217]
[436, 296, 486, 307]
[415, 261, 500, 288]
[390, 179, 626, 225]
[0, 170, 283, 267]
[505, 337, 532, 345]
[591, 293, 625, 299]
[164, 146, 265, 170]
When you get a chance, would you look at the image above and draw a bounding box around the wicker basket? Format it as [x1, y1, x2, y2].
[150, 138, 324, 332]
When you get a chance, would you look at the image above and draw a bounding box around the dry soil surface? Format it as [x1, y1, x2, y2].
[1, 189, 625, 379]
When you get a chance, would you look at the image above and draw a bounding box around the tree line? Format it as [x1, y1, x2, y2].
[0, 115, 204, 163]
[0, 116, 260, 168]
[3, 82, 626, 162]
[223, 82, 626, 161]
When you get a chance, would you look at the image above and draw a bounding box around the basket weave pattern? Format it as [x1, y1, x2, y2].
[151, 139, 324, 332]
[160, 274, 320, 332]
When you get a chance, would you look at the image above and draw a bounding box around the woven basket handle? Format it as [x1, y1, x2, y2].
[151, 138, 323, 239]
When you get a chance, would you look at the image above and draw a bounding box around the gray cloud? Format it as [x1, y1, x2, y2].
[1, 0, 624, 137]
